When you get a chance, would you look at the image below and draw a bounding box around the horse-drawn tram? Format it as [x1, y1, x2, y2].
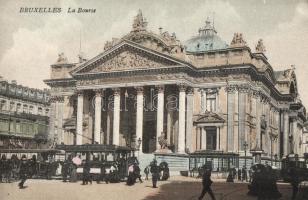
[55, 144, 137, 182]
[0, 148, 65, 179]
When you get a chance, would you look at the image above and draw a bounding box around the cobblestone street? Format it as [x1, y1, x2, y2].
[0, 176, 293, 200]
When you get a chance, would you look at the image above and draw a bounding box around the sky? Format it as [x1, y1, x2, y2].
[0, 0, 308, 106]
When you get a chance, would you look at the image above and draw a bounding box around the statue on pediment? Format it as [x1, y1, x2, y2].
[104, 38, 120, 51]
[256, 39, 266, 53]
[230, 33, 247, 47]
[56, 52, 68, 64]
[132, 9, 148, 32]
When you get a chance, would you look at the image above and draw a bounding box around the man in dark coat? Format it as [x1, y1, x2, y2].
[18, 155, 28, 189]
[82, 159, 92, 185]
[198, 168, 216, 200]
[144, 166, 149, 180]
[134, 164, 143, 183]
[150, 160, 160, 188]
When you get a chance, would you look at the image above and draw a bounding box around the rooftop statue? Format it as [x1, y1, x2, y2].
[230, 33, 247, 47]
[104, 38, 120, 50]
[56, 52, 68, 64]
[256, 39, 266, 53]
[132, 9, 148, 32]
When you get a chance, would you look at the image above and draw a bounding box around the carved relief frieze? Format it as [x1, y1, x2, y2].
[89, 49, 173, 73]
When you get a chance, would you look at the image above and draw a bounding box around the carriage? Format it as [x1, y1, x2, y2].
[280, 154, 308, 182]
[55, 144, 137, 181]
[0, 148, 65, 179]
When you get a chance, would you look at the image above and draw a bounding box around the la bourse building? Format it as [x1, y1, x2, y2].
[44, 11, 306, 171]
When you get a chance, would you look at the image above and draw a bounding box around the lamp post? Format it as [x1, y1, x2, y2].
[243, 141, 248, 167]
[137, 137, 142, 160]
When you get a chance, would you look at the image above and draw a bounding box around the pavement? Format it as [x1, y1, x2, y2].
[0, 176, 293, 200]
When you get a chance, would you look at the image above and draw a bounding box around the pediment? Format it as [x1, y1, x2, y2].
[194, 111, 225, 124]
[71, 40, 188, 75]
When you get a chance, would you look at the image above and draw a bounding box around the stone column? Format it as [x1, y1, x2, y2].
[135, 87, 144, 152]
[112, 88, 121, 146]
[255, 91, 261, 148]
[186, 87, 194, 152]
[275, 110, 280, 157]
[216, 127, 220, 150]
[238, 87, 247, 151]
[94, 89, 103, 144]
[57, 97, 64, 144]
[167, 111, 172, 145]
[49, 97, 56, 142]
[201, 127, 207, 150]
[282, 112, 288, 155]
[201, 89, 206, 113]
[292, 120, 297, 154]
[226, 85, 236, 151]
[178, 84, 186, 153]
[76, 91, 84, 145]
[106, 111, 111, 144]
[156, 85, 164, 150]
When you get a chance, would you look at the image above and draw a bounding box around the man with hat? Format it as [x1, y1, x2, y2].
[150, 159, 160, 188]
[198, 167, 216, 200]
[18, 155, 28, 189]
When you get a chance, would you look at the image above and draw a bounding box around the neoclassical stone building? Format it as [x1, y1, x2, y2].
[0, 77, 50, 149]
[45, 11, 306, 168]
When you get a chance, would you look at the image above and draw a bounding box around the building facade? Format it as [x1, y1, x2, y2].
[0, 77, 50, 149]
[45, 11, 306, 167]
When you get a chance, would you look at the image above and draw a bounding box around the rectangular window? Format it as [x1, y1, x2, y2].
[206, 93, 216, 112]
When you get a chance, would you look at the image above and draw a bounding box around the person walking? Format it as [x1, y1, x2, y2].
[144, 166, 149, 180]
[18, 155, 28, 189]
[198, 167, 216, 200]
[134, 164, 143, 183]
[150, 160, 160, 188]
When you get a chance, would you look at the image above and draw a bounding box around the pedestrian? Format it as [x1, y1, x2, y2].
[290, 168, 300, 200]
[237, 168, 241, 181]
[82, 159, 92, 185]
[150, 159, 160, 188]
[18, 155, 28, 189]
[198, 167, 216, 200]
[61, 160, 69, 182]
[242, 166, 247, 182]
[134, 164, 143, 183]
[144, 166, 149, 180]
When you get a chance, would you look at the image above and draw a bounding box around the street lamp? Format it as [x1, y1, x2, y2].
[137, 137, 142, 159]
[243, 141, 248, 167]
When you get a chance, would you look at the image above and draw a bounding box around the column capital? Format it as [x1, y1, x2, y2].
[155, 85, 164, 93]
[94, 89, 104, 97]
[49, 96, 64, 103]
[225, 85, 237, 93]
[112, 88, 121, 96]
[187, 87, 194, 95]
[178, 83, 187, 92]
[135, 86, 144, 95]
[77, 90, 84, 97]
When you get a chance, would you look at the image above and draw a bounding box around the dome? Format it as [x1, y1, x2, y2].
[185, 19, 228, 53]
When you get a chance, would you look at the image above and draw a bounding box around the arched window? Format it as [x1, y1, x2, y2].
[0, 100, 6, 110]
[16, 103, 22, 113]
[29, 106, 34, 114]
[38, 107, 43, 115]
[10, 102, 15, 111]
[45, 109, 49, 115]
[23, 104, 28, 113]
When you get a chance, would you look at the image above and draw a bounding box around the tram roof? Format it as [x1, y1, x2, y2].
[55, 144, 134, 153]
[189, 150, 239, 157]
[0, 149, 64, 154]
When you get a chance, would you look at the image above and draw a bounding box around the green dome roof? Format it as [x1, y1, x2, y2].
[185, 19, 228, 53]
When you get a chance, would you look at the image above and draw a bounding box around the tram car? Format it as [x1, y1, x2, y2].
[281, 154, 308, 182]
[56, 144, 136, 182]
[0, 148, 65, 179]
